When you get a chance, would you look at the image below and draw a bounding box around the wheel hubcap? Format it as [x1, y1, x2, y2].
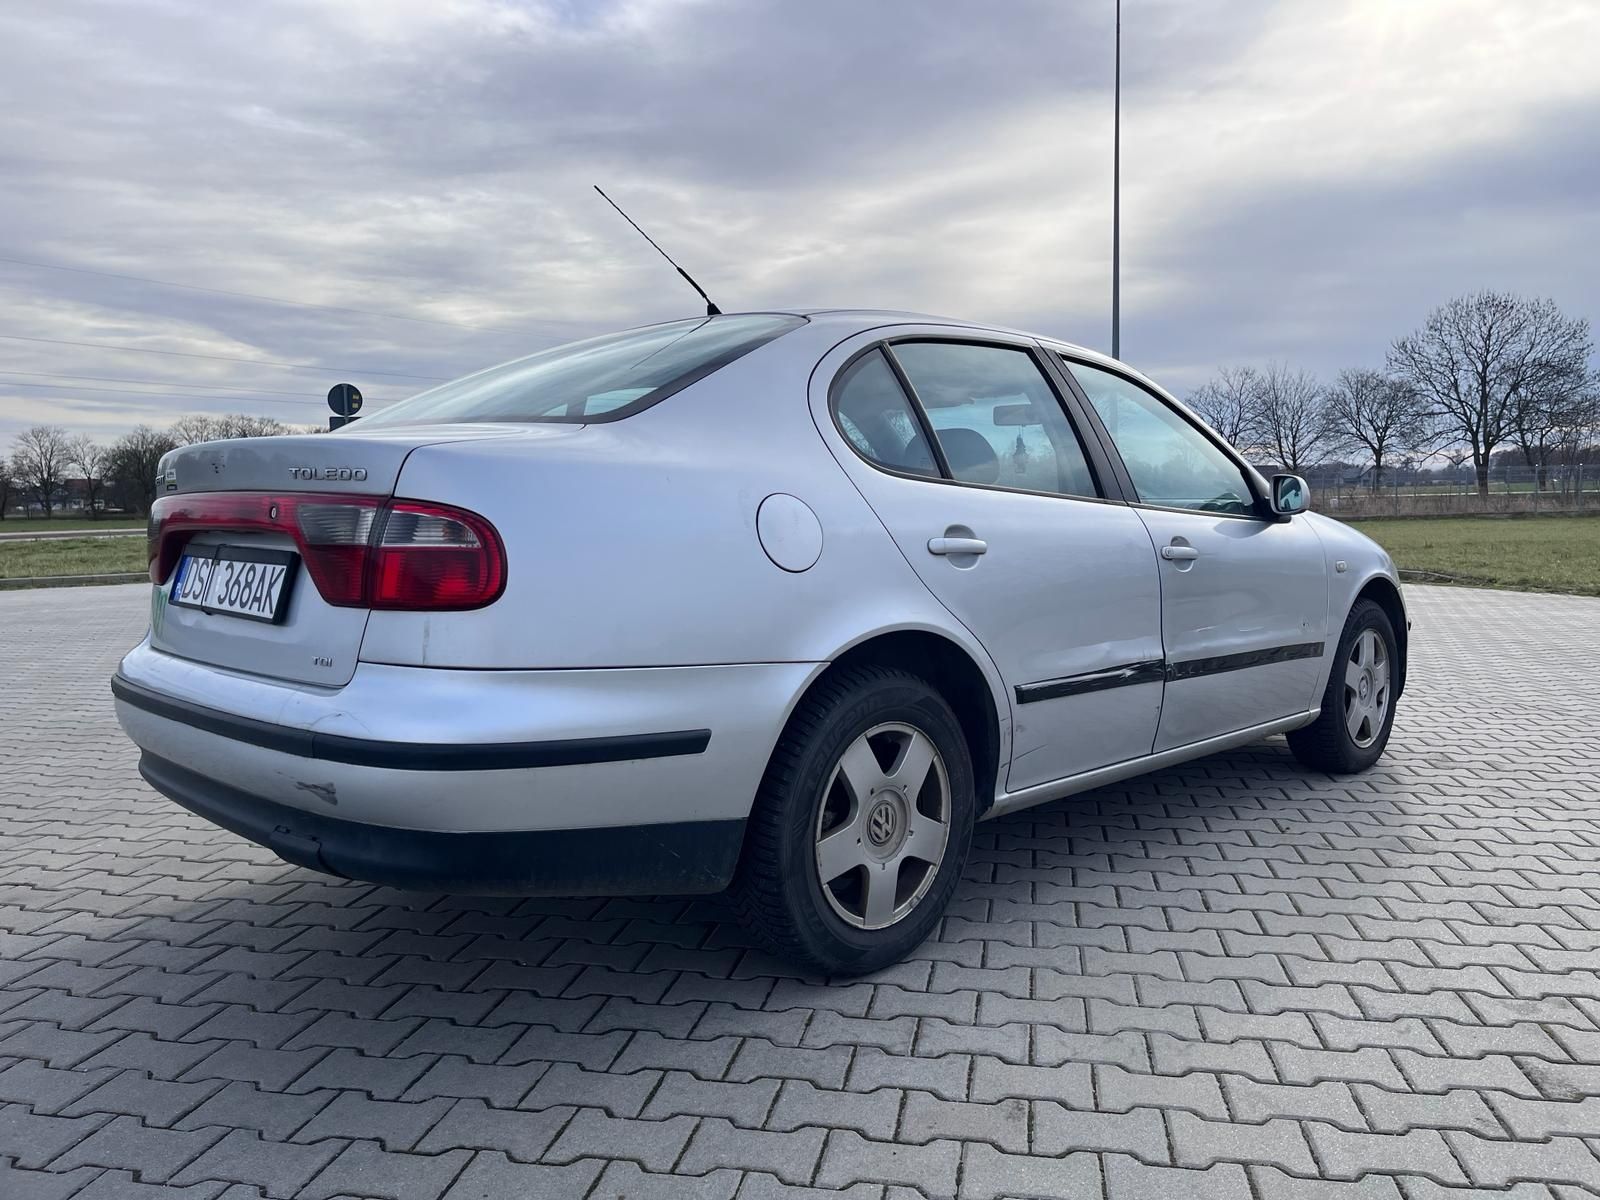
[866, 798, 901, 849]
[813, 722, 950, 931]
[1343, 629, 1390, 749]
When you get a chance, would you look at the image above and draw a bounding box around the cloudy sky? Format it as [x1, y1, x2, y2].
[1, 0, 1596, 443]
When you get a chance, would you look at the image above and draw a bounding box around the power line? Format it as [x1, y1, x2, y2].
[0, 254, 588, 338]
[0, 377, 327, 408]
[0, 369, 396, 400]
[0, 332, 451, 381]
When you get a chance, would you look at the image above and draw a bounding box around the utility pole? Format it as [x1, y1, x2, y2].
[1111, 0, 1121, 360]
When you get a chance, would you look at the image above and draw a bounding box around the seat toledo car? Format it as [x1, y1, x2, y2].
[114, 310, 1407, 973]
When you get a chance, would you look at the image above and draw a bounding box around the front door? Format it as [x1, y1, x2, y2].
[815, 334, 1166, 792]
[1063, 359, 1329, 751]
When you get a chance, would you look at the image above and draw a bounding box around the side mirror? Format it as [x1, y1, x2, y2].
[1270, 473, 1310, 516]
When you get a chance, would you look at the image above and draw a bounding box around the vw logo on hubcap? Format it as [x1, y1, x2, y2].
[867, 801, 898, 847]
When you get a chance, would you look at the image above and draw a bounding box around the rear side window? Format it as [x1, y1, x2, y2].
[891, 342, 1100, 497]
[361, 314, 804, 426]
[831, 349, 940, 478]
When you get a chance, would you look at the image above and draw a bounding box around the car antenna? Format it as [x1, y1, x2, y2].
[593, 185, 722, 316]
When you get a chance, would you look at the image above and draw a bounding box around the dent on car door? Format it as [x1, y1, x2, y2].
[1062, 359, 1329, 752]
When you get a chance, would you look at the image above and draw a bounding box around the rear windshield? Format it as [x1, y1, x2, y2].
[360, 313, 805, 426]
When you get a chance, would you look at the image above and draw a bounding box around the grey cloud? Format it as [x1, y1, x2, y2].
[0, 0, 1595, 442]
[1130, 94, 1600, 389]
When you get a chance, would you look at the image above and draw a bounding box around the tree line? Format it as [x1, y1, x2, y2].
[1, 414, 307, 518]
[1186, 291, 1596, 495]
[5, 289, 1595, 516]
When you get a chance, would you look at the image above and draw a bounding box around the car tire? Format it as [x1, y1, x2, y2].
[1287, 598, 1399, 773]
[733, 664, 976, 976]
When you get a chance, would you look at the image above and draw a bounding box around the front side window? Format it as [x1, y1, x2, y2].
[831, 349, 940, 478]
[1067, 361, 1257, 516]
[361, 314, 804, 426]
[890, 342, 1099, 497]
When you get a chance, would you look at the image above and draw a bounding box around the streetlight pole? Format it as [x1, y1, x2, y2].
[1111, 0, 1121, 360]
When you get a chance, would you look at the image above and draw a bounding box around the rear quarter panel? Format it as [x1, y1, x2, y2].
[361, 332, 1006, 682]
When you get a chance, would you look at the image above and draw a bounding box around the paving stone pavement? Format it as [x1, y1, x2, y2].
[1, 582, 1598, 1199]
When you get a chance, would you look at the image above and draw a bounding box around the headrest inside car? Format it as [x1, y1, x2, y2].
[938, 427, 999, 484]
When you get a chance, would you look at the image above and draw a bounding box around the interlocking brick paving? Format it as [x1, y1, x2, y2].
[1, 582, 1598, 1198]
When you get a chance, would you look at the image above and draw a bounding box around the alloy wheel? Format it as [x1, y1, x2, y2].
[1343, 628, 1391, 749]
[813, 722, 951, 930]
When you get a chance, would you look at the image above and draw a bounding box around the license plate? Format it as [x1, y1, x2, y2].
[169, 546, 298, 624]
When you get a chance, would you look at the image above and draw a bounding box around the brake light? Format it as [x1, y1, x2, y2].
[370, 501, 504, 609]
[148, 493, 505, 611]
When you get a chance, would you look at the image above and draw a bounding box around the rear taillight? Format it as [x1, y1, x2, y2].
[369, 501, 504, 609]
[148, 493, 505, 611]
[295, 500, 381, 606]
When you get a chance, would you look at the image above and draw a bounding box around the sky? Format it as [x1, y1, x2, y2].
[1, 0, 1597, 444]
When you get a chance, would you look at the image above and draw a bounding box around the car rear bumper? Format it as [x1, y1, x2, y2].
[113, 640, 822, 891]
[111, 672, 714, 772]
[137, 751, 743, 894]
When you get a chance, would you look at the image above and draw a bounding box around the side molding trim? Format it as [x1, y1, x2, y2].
[1165, 641, 1325, 682]
[1015, 641, 1326, 705]
[1015, 659, 1165, 704]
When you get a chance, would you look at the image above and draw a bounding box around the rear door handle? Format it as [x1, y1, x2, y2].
[928, 537, 987, 556]
[1160, 545, 1200, 561]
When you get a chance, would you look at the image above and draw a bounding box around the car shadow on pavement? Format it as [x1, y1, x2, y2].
[115, 735, 1376, 1008]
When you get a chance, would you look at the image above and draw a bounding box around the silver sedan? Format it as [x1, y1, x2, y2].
[113, 310, 1407, 974]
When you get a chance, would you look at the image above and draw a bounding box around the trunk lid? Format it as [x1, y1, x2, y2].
[148, 423, 577, 686]
[155, 422, 533, 496]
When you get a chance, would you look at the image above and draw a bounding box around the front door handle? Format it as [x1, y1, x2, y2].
[1160, 544, 1200, 561]
[928, 537, 987, 556]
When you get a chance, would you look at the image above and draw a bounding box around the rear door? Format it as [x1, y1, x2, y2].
[814, 331, 1166, 793]
[1060, 358, 1329, 751]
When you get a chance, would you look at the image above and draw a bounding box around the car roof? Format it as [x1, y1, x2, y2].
[737, 307, 1170, 401]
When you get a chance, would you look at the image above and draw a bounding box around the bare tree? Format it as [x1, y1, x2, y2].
[217, 414, 291, 438]
[1186, 366, 1260, 451]
[105, 426, 179, 515]
[1516, 387, 1590, 490]
[1252, 363, 1329, 474]
[1574, 379, 1600, 455]
[0, 459, 14, 519]
[1323, 368, 1431, 490]
[1551, 378, 1600, 495]
[9, 424, 72, 516]
[67, 435, 109, 518]
[169, 413, 292, 445]
[168, 415, 228, 446]
[1509, 317, 1593, 488]
[1390, 291, 1591, 496]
